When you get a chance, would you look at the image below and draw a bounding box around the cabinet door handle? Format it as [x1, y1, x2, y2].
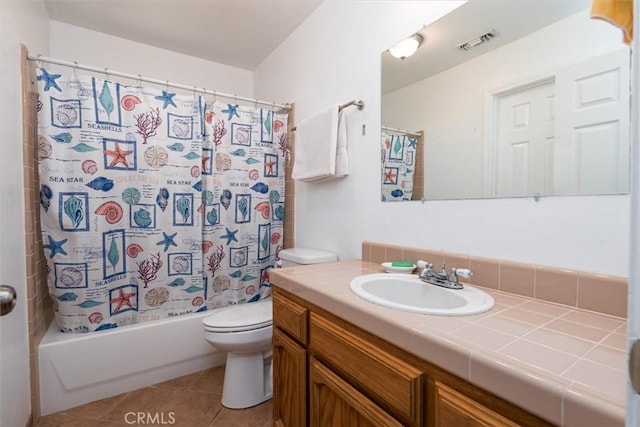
[0, 285, 17, 316]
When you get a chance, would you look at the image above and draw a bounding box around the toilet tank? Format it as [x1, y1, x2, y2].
[278, 247, 337, 267]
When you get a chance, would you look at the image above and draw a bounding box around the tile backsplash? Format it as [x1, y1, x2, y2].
[362, 241, 627, 318]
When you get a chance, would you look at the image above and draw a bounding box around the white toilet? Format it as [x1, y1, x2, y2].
[202, 247, 337, 409]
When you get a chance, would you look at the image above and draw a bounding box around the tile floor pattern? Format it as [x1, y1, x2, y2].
[38, 366, 272, 427]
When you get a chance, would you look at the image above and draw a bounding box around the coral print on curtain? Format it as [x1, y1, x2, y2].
[201, 101, 287, 308]
[381, 131, 418, 201]
[37, 68, 205, 332]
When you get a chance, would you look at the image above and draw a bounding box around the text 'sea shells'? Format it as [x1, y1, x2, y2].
[82, 160, 98, 175]
[144, 145, 169, 168]
[126, 243, 144, 258]
[121, 95, 141, 111]
[144, 287, 170, 307]
[94, 201, 123, 224]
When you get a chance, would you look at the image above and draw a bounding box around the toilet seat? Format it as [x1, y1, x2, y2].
[203, 299, 272, 333]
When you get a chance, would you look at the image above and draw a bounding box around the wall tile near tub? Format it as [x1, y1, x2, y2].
[578, 272, 627, 318]
[361, 241, 628, 318]
[535, 267, 578, 307]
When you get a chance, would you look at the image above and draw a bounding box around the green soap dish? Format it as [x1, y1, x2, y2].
[391, 261, 414, 267]
[381, 262, 416, 273]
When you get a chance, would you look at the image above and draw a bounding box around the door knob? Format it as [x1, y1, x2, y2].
[0, 285, 17, 316]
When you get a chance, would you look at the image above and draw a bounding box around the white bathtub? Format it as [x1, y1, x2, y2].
[38, 311, 226, 416]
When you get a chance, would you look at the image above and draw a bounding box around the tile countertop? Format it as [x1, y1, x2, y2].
[269, 260, 627, 427]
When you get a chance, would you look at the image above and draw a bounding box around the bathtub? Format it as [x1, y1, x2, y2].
[38, 311, 226, 416]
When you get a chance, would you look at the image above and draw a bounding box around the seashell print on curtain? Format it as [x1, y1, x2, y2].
[36, 68, 286, 333]
[201, 101, 287, 308]
[381, 130, 418, 201]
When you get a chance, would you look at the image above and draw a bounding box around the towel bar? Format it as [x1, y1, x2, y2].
[290, 100, 364, 131]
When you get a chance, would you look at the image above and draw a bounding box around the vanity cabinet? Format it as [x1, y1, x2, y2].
[272, 287, 552, 427]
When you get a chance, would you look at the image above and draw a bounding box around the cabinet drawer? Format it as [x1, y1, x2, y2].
[310, 357, 403, 427]
[273, 290, 308, 345]
[309, 313, 423, 426]
[434, 381, 518, 427]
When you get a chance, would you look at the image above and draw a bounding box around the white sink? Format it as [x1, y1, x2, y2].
[350, 274, 494, 316]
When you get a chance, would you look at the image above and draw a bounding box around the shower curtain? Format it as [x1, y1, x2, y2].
[381, 130, 418, 201]
[36, 68, 287, 332]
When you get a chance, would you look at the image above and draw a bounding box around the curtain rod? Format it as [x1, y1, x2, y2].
[381, 125, 421, 137]
[290, 100, 365, 131]
[27, 53, 292, 111]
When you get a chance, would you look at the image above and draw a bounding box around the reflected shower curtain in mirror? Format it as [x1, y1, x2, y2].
[36, 69, 286, 332]
[381, 130, 418, 201]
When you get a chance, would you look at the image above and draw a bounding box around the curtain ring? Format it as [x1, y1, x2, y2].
[233, 94, 238, 104]
[213, 90, 217, 104]
[193, 85, 197, 99]
[104, 68, 110, 81]
[166, 80, 170, 92]
[73, 61, 78, 79]
[35, 54, 43, 69]
[136, 74, 142, 87]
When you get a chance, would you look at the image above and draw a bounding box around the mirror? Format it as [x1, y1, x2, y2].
[381, 0, 630, 201]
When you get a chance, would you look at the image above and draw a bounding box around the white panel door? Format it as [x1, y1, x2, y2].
[495, 81, 555, 197]
[555, 48, 630, 195]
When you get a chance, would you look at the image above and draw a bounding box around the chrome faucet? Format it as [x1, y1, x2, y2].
[417, 260, 473, 290]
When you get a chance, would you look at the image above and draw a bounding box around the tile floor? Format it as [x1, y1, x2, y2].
[38, 366, 272, 427]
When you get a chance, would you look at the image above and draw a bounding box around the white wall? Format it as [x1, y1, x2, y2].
[254, 0, 630, 277]
[0, 1, 50, 425]
[383, 8, 623, 199]
[49, 20, 253, 98]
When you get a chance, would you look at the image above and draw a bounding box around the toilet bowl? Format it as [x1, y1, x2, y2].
[203, 247, 337, 409]
[203, 299, 273, 409]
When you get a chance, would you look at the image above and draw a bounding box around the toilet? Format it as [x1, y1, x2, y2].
[202, 247, 337, 409]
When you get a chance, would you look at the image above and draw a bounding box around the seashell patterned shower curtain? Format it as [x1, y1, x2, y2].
[36, 68, 286, 333]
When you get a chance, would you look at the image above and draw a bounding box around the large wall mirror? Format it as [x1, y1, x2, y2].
[381, 0, 630, 201]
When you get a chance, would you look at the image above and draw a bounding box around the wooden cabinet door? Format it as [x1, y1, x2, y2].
[273, 328, 307, 427]
[434, 381, 518, 427]
[309, 357, 404, 427]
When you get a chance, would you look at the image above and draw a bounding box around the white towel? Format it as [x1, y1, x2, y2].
[292, 106, 349, 182]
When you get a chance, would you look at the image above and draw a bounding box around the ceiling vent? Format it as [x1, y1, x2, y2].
[457, 29, 498, 51]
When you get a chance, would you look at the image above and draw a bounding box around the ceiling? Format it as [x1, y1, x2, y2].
[382, 0, 592, 94]
[44, 0, 323, 71]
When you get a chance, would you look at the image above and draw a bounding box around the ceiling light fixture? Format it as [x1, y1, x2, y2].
[457, 29, 498, 51]
[388, 34, 424, 60]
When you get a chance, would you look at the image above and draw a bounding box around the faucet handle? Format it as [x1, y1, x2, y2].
[454, 268, 473, 279]
[417, 260, 432, 269]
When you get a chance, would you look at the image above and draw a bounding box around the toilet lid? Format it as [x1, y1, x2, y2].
[203, 299, 272, 332]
